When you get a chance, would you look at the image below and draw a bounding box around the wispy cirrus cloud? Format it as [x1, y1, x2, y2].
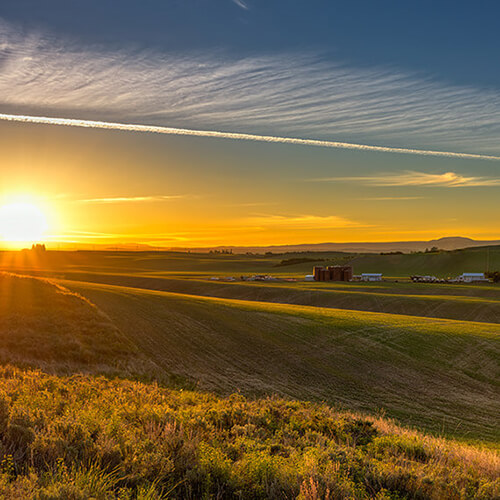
[47, 230, 191, 242]
[318, 171, 500, 187]
[1, 20, 500, 158]
[76, 195, 187, 204]
[231, 0, 249, 10]
[246, 214, 366, 229]
[358, 196, 424, 201]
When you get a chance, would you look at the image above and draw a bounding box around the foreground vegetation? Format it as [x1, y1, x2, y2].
[0, 366, 498, 499]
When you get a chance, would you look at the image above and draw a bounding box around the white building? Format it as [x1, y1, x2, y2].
[361, 273, 382, 282]
[305, 275, 315, 281]
[457, 273, 489, 283]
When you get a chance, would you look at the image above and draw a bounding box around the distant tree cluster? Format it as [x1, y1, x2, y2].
[380, 251, 404, 255]
[275, 257, 324, 267]
[31, 244, 46, 252]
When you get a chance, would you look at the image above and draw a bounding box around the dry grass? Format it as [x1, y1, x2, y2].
[0, 365, 497, 499]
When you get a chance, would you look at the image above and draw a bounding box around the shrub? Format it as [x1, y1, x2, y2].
[0, 366, 496, 499]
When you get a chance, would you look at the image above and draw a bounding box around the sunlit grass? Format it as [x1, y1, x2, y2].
[0, 365, 497, 499]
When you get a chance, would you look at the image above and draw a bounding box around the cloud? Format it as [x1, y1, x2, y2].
[49, 230, 125, 239]
[2, 113, 500, 161]
[46, 214, 366, 244]
[47, 229, 191, 241]
[245, 214, 366, 229]
[76, 195, 186, 203]
[1, 20, 500, 156]
[358, 196, 424, 201]
[319, 171, 500, 187]
[222, 201, 278, 208]
[232, 0, 249, 10]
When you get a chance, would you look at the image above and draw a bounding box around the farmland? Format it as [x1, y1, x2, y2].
[0, 248, 499, 498]
[1, 244, 499, 278]
[1, 247, 500, 324]
[62, 279, 500, 443]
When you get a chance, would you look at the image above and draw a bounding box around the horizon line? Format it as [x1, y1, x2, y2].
[2, 236, 499, 253]
[1, 112, 500, 161]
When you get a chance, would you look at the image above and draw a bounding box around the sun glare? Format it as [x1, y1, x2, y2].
[0, 202, 48, 244]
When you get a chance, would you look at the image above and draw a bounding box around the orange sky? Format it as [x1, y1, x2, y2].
[0, 121, 498, 249]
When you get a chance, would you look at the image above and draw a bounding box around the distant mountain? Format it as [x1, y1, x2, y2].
[19, 236, 499, 254]
[169, 237, 500, 254]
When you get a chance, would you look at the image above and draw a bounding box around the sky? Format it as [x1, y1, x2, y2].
[0, 0, 499, 248]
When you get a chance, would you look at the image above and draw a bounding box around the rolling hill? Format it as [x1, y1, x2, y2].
[1, 365, 498, 499]
[0, 272, 159, 378]
[1, 244, 499, 279]
[169, 237, 500, 253]
[62, 278, 500, 443]
[37, 272, 500, 324]
[0, 271, 498, 498]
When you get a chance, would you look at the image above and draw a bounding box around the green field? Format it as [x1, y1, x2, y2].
[1, 244, 499, 277]
[349, 246, 500, 278]
[43, 273, 500, 324]
[60, 279, 500, 443]
[2, 247, 500, 325]
[0, 247, 499, 498]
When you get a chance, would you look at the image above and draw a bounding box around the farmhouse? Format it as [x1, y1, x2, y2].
[457, 272, 489, 283]
[360, 273, 383, 282]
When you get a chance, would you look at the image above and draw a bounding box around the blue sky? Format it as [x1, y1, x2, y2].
[2, 0, 500, 87]
[0, 1, 499, 245]
[1, 0, 500, 154]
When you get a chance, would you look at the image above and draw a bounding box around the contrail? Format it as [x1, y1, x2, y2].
[1, 112, 499, 161]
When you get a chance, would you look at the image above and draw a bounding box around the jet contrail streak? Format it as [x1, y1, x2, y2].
[1, 112, 499, 161]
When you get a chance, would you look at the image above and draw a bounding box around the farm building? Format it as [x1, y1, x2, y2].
[360, 273, 382, 282]
[457, 273, 489, 283]
[312, 265, 353, 282]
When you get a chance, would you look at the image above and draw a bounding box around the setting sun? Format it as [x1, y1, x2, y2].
[0, 202, 48, 243]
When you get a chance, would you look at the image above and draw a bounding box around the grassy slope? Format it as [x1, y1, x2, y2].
[42, 272, 500, 324]
[0, 273, 498, 498]
[349, 246, 500, 278]
[0, 272, 158, 378]
[64, 279, 500, 443]
[1, 366, 498, 499]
